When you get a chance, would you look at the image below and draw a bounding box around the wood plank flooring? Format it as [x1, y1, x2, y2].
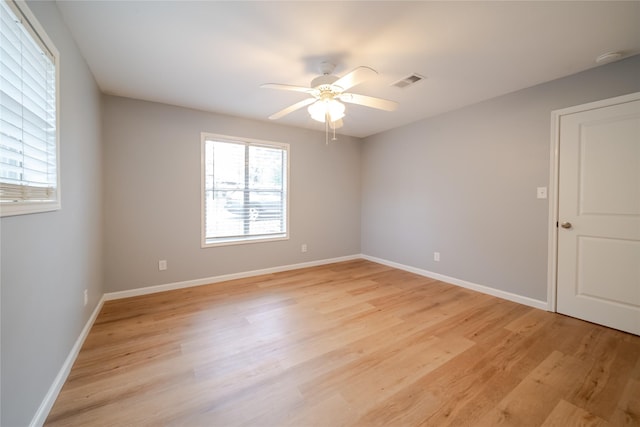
[45, 260, 640, 426]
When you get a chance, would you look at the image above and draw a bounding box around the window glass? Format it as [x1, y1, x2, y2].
[202, 134, 288, 246]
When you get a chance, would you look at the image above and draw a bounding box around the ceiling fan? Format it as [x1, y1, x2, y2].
[261, 62, 398, 132]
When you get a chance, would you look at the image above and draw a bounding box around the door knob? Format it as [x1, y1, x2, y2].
[561, 222, 572, 229]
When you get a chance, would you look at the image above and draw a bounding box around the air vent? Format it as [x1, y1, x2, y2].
[392, 73, 425, 88]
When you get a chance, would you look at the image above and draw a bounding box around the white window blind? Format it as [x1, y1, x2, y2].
[202, 134, 289, 247]
[0, 0, 59, 216]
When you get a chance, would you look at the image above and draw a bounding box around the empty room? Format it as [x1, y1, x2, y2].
[1, 1, 639, 426]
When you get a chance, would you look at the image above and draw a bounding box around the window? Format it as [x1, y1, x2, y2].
[0, 0, 59, 217]
[202, 133, 289, 247]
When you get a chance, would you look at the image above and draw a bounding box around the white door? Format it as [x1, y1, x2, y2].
[556, 93, 640, 335]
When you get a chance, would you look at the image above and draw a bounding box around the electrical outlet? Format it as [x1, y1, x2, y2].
[159, 260, 167, 271]
[301, 244, 307, 253]
[83, 289, 88, 306]
[434, 252, 440, 262]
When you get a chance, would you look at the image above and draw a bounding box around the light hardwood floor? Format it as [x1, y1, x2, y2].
[45, 260, 640, 426]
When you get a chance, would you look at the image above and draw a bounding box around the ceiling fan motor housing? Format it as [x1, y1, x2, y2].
[311, 74, 341, 92]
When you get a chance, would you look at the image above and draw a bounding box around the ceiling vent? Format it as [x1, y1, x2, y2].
[392, 73, 425, 88]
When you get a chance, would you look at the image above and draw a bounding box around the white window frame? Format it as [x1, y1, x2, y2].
[201, 133, 290, 248]
[0, 0, 60, 217]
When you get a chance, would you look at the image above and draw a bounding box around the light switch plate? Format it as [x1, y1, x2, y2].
[537, 187, 547, 199]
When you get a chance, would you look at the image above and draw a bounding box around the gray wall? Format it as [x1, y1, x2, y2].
[361, 55, 640, 302]
[102, 96, 361, 293]
[0, 2, 103, 426]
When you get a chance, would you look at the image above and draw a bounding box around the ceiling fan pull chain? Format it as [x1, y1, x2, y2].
[332, 122, 337, 141]
[325, 114, 329, 145]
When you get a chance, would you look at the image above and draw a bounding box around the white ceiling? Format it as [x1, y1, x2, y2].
[55, 1, 640, 138]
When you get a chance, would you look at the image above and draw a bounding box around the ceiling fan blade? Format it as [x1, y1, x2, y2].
[333, 66, 377, 91]
[261, 83, 316, 94]
[338, 93, 398, 111]
[268, 97, 316, 120]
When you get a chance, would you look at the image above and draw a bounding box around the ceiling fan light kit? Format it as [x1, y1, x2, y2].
[308, 98, 345, 123]
[262, 61, 398, 143]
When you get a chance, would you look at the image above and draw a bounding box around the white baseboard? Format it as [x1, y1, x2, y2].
[361, 254, 549, 311]
[104, 254, 361, 301]
[106, 253, 548, 310]
[30, 294, 106, 427]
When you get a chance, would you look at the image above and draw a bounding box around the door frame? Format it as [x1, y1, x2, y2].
[547, 91, 640, 312]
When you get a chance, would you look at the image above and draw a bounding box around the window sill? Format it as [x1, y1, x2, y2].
[0, 201, 61, 218]
[202, 234, 288, 248]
